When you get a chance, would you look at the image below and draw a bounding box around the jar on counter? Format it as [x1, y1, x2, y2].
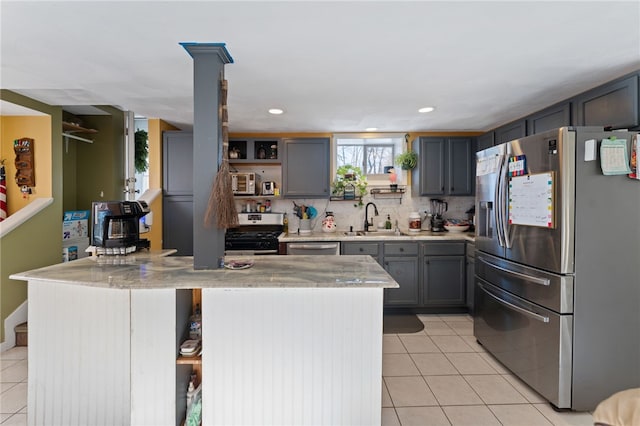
[408, 212, 421, 232]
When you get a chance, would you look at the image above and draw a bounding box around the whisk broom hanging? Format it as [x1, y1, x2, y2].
[204, 79, 239, 229]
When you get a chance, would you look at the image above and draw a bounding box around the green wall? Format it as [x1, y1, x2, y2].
[0, 90, 63, 343]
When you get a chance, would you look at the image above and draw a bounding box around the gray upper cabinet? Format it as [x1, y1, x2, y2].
[526, 102, 571, 135]
[414, 137, 474, 196]
[575, 74, 639, 129]
[476, 132, 494, 152]
[282, 138, 330, 198]
[163, 131, 193, 196]
[494, 119, 527, 144]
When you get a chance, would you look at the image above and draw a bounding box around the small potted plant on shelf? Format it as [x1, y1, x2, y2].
[395, 150, 418, 170]
[332, 165, 368, 207]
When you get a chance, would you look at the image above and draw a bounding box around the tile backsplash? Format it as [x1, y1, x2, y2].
[242, 191, 474, 234]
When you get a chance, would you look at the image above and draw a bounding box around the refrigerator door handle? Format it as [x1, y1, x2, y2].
[478, 282, 550, 323]
[497, 154, 512, 249]
[495, 155, 506, 247]
[478, 256, 551, 286]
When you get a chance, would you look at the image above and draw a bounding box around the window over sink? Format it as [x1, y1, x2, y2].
[333, 133, 405, 184]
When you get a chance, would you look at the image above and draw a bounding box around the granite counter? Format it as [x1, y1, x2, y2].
[279, 230, 475, 243]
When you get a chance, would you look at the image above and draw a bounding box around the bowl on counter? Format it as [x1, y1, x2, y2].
[444, 219, 470, 233]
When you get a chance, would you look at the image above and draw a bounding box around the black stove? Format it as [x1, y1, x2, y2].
[225, 213, 284, 255]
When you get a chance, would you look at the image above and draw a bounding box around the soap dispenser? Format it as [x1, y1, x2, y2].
[385, 214, 392, 229]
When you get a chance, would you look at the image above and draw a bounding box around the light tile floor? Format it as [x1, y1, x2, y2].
[1, 314, 595, 426]
[382, 314, 594, 426]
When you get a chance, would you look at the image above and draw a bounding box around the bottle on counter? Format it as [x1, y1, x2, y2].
[385, 214, 392, 229]
[283, 213, 289, 234]
[409, 212, 421, 232]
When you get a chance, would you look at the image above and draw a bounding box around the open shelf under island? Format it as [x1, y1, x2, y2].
[11, 253, 398, 426]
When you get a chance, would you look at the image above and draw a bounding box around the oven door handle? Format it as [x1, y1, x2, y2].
[478, 256, 550, 286]
[478, 283, 550, 323]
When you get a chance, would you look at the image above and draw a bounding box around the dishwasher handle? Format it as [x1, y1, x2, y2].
[287, 243, 340, 250]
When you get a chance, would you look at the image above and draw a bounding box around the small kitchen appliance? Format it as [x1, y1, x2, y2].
[262, 181, 276, 195]
[231, 172, 258, 195]
[429, 199, 448, 232]
[91, 200, 150, 255]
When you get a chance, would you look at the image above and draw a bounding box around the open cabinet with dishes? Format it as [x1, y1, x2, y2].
[228, 138, 282, 163]
[176, 288, 202, 426]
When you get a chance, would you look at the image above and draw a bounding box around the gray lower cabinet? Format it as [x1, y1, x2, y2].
[341, 241, 381, 264]
[421, 242, 466, 307]
[383, 243, 419, 307]
[282, 138, 330, 198]
[466, 242, 475, 313]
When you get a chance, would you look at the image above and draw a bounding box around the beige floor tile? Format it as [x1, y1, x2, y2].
[381, 407, 401, 426]
[1, 383, 18, 394]
[399, 334, 440, 353]
[439, 314, 472, 322]
[382, 353, 420, 377]
[384, 335, 408, 354]
[0, 382, 27, 414]
[478, 352, 511, 374]
[385, 376, 438, 407]
[418, 314, 445, 322]
[423, 322, 457, 336]
[396, 406, 451, 426]
[0, 347, 27, 361]
[1, 413, 27, 426]
[442, 405, 501, 426]
[445, 353, 497, 375]
[459, 335, 486, 353]
[424, 375, 484, 406]
[533, 403, 594, 426]
[382, 379, 393, 407]
[411, 353, 458, 376]
[489, 404, 553, 425]
[0, 361, 27, 383]
[431, 335, 476, 353]
[447, 322, 474, 336]
[0, 360, 19, 372]
[501, 374, 546, 403]
[464, 375, 528, 404]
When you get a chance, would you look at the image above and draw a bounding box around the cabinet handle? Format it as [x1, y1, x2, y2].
[400, 248, 404, 252]
[441, 186, 445, 192]
[451, 187, 454, 192]
[359, 248, 364, 252]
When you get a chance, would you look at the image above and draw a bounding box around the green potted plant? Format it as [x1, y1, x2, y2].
[332, 165, 368, 206]
[395, 150, 418, 170]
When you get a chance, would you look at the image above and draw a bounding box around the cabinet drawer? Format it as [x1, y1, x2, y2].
[342, 243, 379, 256]
[422, 242, 465, 256]
[384, 242, 418, 256]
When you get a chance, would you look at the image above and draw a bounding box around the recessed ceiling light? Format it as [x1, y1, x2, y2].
[365, 127, 378, 131]
[268, 108, 284, 115]
[418, 107, 435, 113]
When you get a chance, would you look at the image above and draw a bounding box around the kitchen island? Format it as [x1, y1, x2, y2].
[11, 254, 397, 426]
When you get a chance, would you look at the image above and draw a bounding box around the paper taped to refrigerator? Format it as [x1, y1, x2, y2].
[508, 172, 555, 228]
[600, 138, 631, 175]
[476, 155, 502, 176]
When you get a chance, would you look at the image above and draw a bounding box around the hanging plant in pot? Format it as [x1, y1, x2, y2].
[332, 165, 368, 207]
[395, 150, 418, 170]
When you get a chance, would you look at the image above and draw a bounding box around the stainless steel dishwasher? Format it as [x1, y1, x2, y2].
[286, 242, 340, 255]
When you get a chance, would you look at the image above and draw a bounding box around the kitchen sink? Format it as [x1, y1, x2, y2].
[343, 230, 409, 237]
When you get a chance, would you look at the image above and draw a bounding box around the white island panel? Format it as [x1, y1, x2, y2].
[203, 287, 383, 426]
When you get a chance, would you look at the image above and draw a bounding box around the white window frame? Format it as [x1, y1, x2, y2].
[332, 133, 406, 185]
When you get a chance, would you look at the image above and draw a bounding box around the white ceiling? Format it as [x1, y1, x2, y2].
[1, 1, 639, 133]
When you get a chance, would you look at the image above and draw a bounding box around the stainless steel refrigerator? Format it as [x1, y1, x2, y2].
[474, 127, 639, 411]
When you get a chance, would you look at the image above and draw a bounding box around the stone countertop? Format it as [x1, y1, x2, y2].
[10, 254, 398, 290]
[280, 230, 475, 242]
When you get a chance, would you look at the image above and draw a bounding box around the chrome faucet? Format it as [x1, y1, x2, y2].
[364, 202, 379, 232]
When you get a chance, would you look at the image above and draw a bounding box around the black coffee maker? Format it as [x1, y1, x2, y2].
[91, 201, 150, 255]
